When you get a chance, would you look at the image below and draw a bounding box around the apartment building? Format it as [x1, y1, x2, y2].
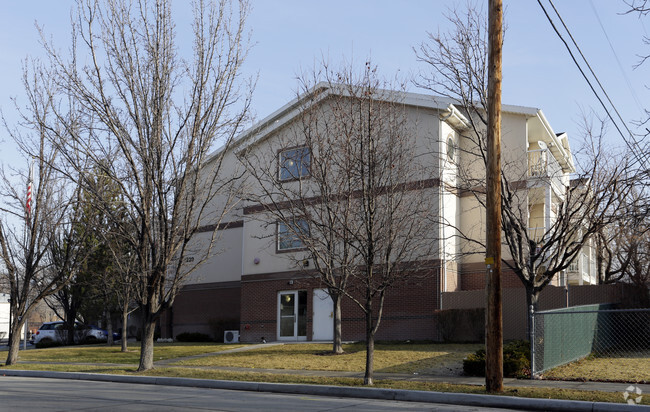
[161, 84, 588, 342]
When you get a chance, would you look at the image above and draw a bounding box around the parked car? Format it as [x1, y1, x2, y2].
[90, 325, 121, 341]
[33, 321, 107, 345]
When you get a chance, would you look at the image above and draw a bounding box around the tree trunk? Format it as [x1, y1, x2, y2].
[332, 293, 343, 354]
[363, 309, 375, 386]
[105, 308, 114, 346]
[5, 321, 24, 365]
[121, 302, 129, 352]
[66, 316, 76, 346]
[525, 288, 539, 344]
[137, 314, 156, 371]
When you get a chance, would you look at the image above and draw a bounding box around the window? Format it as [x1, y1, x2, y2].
[279, 147, 310, 181]
[446, 135, 456, 160]
[277, 219, 309, 251]
[567, 260, 579, 272]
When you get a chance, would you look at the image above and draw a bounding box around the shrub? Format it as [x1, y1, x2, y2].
[463, 340, 530, 378]
[463, 348, 486, 376]
[175, 332, 213, 342]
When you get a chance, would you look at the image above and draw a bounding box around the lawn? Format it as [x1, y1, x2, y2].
[543, 355, 650, 383]
[2, 342, 647, 405]
[172, 342, 481, 374]
[0, 342, 243, 365]
[2, 363, 646, 405]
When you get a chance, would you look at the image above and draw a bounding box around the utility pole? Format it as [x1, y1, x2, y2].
[485, 0, 504, 393]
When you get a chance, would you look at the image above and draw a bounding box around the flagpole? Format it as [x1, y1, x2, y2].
[18, 157, 35, 350]
[26, 157, 34, 223]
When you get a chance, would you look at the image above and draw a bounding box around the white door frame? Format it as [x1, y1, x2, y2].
[277, 291, 307, 341]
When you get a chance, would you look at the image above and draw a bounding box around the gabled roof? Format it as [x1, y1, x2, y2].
[205, 82, 546, 164]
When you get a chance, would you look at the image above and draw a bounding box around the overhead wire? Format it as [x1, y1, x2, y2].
[548, 0, 639, 141]
[589, 0, 644, 115]
[536, 0, 647, 169]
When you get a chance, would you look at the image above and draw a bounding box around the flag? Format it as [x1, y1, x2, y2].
[26, 160, 34, 218]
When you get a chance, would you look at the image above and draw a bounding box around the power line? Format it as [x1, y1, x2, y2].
[589, 0, 645, 115]
[548, 0, 638, 141]
[537, 0, 647, 169]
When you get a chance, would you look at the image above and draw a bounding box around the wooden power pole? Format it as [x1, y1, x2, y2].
[485, 0, 504, 393]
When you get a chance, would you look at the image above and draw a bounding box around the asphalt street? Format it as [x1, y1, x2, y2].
[0, 376, 524, 411]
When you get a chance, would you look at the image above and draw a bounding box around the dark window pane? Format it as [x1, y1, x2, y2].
[279, 147, 310, 180]
[298, 291, 307, 337]
[278, 219, 310, 251]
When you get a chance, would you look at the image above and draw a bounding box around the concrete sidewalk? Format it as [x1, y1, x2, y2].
[16, 341, 648, 396]
[4, 342, 650, 411]
[2, 368, 648, 411]
[16, 358, 650, 396]
[149, 342, 650, 395]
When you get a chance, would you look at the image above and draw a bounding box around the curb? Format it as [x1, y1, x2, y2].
[2, 369, 649, 411]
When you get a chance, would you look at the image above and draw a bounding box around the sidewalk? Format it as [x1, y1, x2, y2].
[151, 343, 650, 395]
[12, 342, 649, 395]
[3, 343, 650, 411]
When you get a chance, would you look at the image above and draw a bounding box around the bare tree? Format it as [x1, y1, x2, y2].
[595, 184, 644, 285]
[44, 209, 94, 346]
[39, 0, 253, 370]
[625, 1, 650, 68]
[416, 4, 634, 341]
[341, 65, 437, 386]
[241, 62, 436, 385]
[596, 184, 650, 305]
[109, 235, 139, 352]
[0, 64, 85, 364]
[239, 71, 359, 355]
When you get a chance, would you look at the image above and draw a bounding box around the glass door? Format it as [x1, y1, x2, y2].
[277, 291, 307, 341]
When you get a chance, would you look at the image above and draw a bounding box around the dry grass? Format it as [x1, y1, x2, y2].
[1, 342, 243, 364]
[544, 355, 650, 383]
[172, 342, 481, 374]
[1, 363, 645, 405]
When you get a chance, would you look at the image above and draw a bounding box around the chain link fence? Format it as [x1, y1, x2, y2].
[531, 304, 650, 376]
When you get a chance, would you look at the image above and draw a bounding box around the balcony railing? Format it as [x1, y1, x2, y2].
[528, 148, 563, 189]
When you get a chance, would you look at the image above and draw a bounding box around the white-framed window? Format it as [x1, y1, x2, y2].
[446, 135, 456, 161]
[279, 146, 310, 181]
[582, 252, 589, 275]
[277, 219, 309, 251]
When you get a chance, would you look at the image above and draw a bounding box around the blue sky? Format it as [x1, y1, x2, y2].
[1, 0, 648, 171]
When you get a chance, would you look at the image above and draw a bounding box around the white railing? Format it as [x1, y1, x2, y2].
[528, 148, 563, 189]
[567, 261, 579, 272]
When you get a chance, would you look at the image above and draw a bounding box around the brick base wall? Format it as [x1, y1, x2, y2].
[239, 266, 441, 343]
[461, 270, 522, 290]
[160, 281, 241, 339]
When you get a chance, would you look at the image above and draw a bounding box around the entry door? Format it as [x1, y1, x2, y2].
[277, 291, 307, 341]
[312, 289, 334, 341]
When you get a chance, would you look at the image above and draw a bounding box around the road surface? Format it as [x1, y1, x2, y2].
[0, 376, 528, 411]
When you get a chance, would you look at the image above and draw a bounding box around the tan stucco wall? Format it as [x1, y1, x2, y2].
[185, 93, 574, 289]
[183, 227, 244, 284]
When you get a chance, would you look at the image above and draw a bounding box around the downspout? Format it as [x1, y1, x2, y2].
[438, 113, 450, 309]
[440, 167, 446, 309]
[545, 186, 551, 240]
[438, 104, 469, 308]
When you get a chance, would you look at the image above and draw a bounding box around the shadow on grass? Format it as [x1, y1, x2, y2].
[376, 351, 472, 375]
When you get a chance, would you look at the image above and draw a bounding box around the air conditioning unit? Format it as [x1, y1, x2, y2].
[224, 330, 239, 343]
